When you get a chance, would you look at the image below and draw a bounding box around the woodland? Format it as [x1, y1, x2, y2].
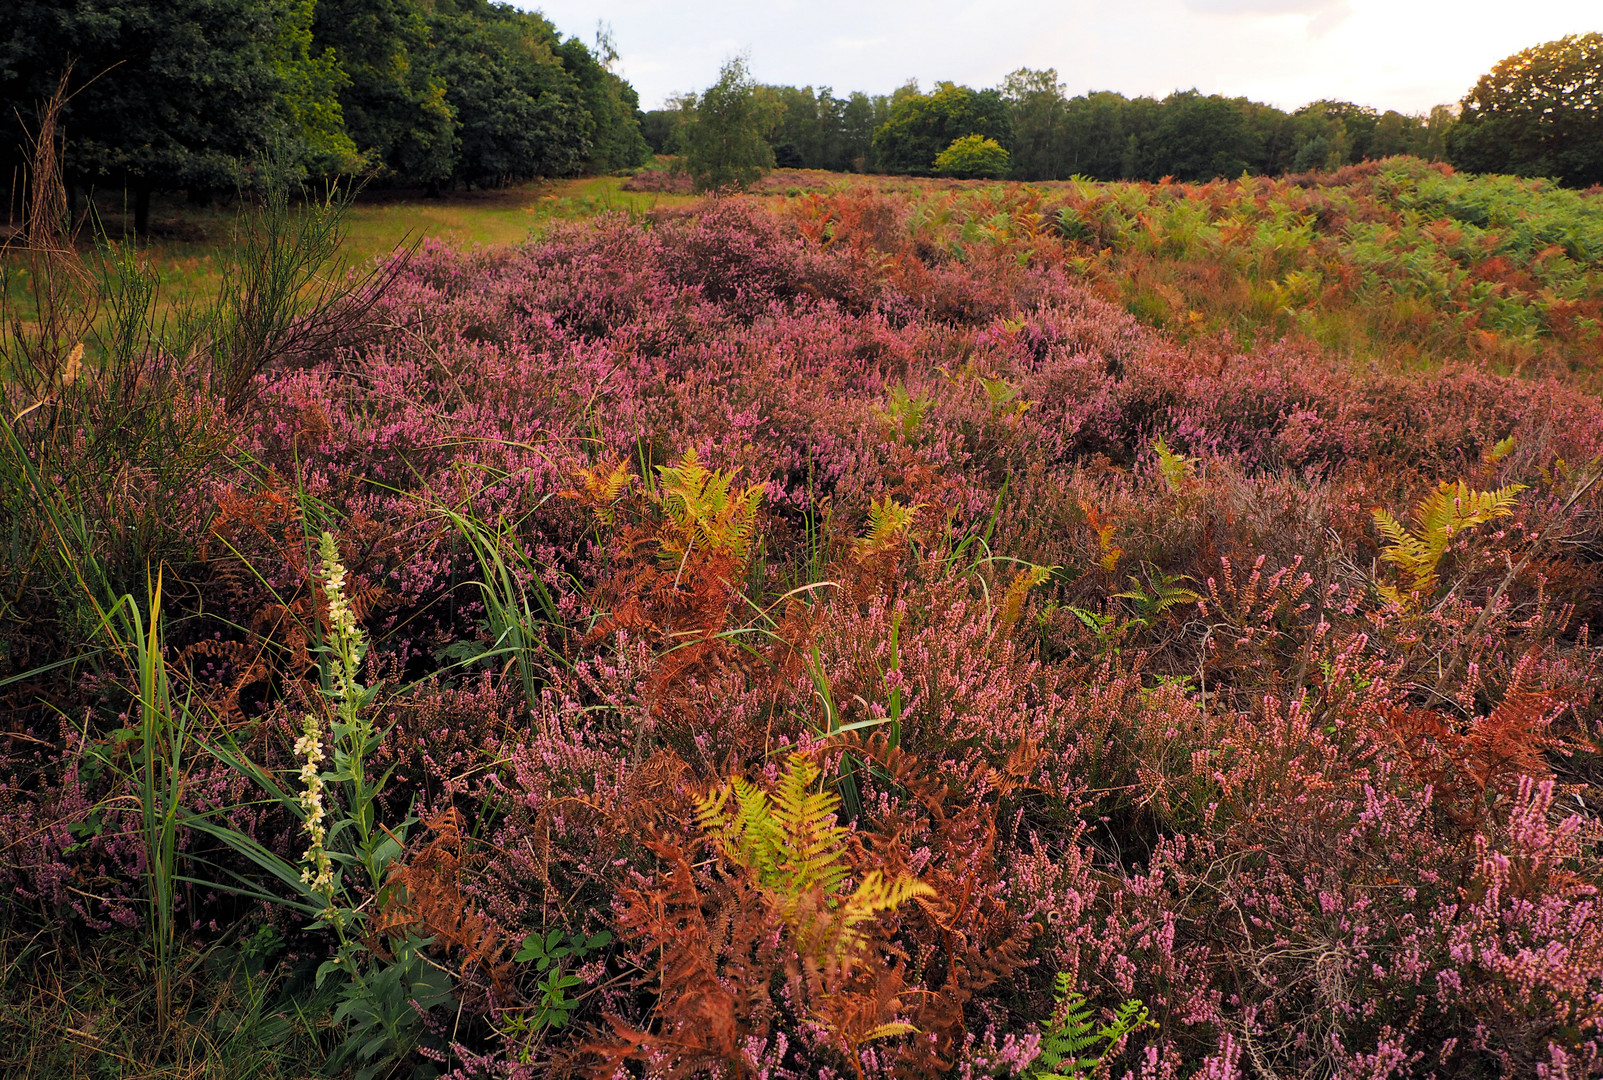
[2, 11, 1603, 1080]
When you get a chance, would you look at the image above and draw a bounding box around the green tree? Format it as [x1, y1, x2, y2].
[1139, 91, 1261, 181]
[873, 81, 1013, 175]
[0, 0, 358, 228]
[556, 31, 650, 173]
[1421, 105, 1456, 162]
[1058, 91, 1140, 180]
[1003, 68, 1070, 180]
[1297, 99, 1379, 163]
[768, 84, 821, 169]
[272, 0, 363, 179]
[933, 134, 1010, 179]
[677, 56, 780, 192]
[311, 0, 456, 186]
[1448, 33, 1603, 188]
[426, 2, 593, 186]
[838, 91, 883, 172]
[640, 109, 677, 154]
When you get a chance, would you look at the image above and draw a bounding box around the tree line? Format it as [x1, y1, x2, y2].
[653, 33, 1603, 189]
[0, 0, 652, 231]
[647, 69, 1453, 184]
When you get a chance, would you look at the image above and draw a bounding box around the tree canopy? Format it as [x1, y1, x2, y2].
[1448, 33, 1603, 188]
[675, 56, 781, 193]
[0, 0, 358, 201]
[0, 0, 652, 218]
[707, 67, 1453, 183]
[873, 82, 1014, 175]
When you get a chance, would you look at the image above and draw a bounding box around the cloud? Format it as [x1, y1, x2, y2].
[1307, 2, 1353, 36]
[1183, 0, 1352, 37]
[1183, 0, 1340, 11]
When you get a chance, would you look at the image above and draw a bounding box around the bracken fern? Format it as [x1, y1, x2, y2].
[1373, 479, 1526, 603]
[696, 753, 932, 965]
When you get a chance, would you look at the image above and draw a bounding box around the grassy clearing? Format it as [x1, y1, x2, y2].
[2, 175, 698, 319]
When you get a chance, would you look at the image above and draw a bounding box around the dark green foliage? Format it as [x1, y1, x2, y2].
[0, 0, 357, 207]
[1030, 974, 1155, 1079]
[1448, 33, 1603, 188]
[1004, 68, 1072, 180]
[556, 35, 651, 173]
[677, 56, 781, 193]
[311, 0, 456, 184]
[769, 84, 824, 170]
[0, 0, 655, 202]
[984, 69, 1455, 183]
[513, 929, 612, 1029]
[751, 84, 888, 173]
[640, 109, 678, 155]
[837, 90, 885, 172]
[1142, 90, 1261, 180]
[873, 81, 1014, 175]
[329, 935, 454, 1080]
[426, 2, 592, 186]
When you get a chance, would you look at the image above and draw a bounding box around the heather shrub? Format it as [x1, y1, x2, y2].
[4, 167, 1602, 1078]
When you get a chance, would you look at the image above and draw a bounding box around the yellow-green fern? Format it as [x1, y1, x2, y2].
[654, 448, 763, 563]
[880, 383, 931, 444]
[851, 496, 918, 563]
[696, 754, 932, 965]
[1372, 479, 1526, 605]
[1152, 435, 1196, 494]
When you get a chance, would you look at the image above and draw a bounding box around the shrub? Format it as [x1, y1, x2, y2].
[935, 134, 1013, 179]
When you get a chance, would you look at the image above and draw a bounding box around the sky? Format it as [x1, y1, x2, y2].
[523, 0, 1598, 114]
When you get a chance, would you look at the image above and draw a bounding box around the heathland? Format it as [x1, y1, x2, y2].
[3, 154, 1603, 1079]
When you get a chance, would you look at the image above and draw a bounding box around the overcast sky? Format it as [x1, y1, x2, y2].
[523, 0, 1597, 114]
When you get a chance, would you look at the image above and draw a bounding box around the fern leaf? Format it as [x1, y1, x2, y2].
[996, 563, 1054, 637]
[852, 496, 918, 562]
[1485, 435, 1516, 465]
[1028, 975, 1156, 1080]
[1373, 480, 1526, 603]
[696, 754, 936, 977]
[833, 871, 935, 957]
[859, 1021, 920, 1043]
[1152, 434, 1196, 494]
[654, 449, 764, 563]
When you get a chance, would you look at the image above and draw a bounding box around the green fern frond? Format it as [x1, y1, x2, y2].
[881, 382, 931, 444]
[833, 871, 935, 958]
[654, 448, 764, 563]
[701, 754, 849, 897]
[1373, 479, 1526, 602]
[996, 563, 1054, 637]
[852, 496, 919, 562]
[1112, 571, 1201, 620]
[696, 754, 934, 971]
[1152, 435, 1196, 494]
[770, 769, 850, 898]
[1034, 974, 1098, 1079]
[1029, 974, 1156, 1080]
[693, 784, 731, 833]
